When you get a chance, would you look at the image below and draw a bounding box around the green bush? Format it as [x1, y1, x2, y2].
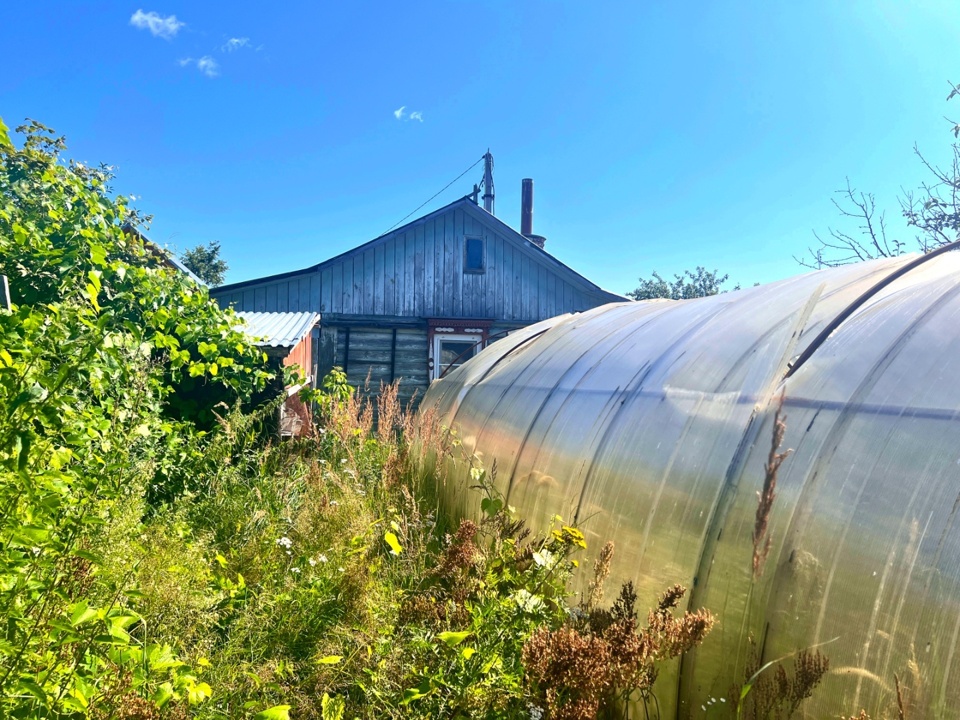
[0, 117, 272, 718]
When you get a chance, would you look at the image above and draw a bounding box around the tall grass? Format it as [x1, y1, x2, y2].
[74, 373, 719, 719]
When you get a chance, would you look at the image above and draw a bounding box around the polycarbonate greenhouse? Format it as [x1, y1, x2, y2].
[422, 251, 960, 718]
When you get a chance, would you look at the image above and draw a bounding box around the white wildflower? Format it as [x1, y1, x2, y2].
[317, 554, 328, 563]
[275, 536, 293, 549]
[512, 589, 544, 613]
[532, 549, 558, 569]
[290, 567, 300, 574]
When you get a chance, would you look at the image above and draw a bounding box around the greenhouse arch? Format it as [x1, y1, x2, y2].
[423, 252, 960, 718]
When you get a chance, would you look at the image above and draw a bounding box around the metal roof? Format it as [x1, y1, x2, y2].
[235, 311, 320, 348]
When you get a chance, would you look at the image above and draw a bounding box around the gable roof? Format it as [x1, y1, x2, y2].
[213, 196, 626, 302]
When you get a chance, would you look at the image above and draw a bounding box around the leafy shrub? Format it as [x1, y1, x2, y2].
[0, 117, 272, 718]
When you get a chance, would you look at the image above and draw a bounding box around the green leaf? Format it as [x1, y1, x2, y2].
[70, 602, 98, 627]
[89, 244, 107, 267]
[197, 341, 218, 359]
[0, 117, 11, 148]
[400, 687, 428, 706]
[384, 531, 403, 555]
[437, 630, 471, 648]
[316, 655, 342, 665]
[321, 693, 345, 720]
[254, 706, 292, 720]
[74, 549, 103, 565]
[86, 283, 100, 312]
[152, 683, 174, 708]
[187, 681, 212, 704]
[461, 647, 477, 660]
[9, 382, 49, 414]
[17, 679, 47, 702]
[11, 525, 49, 546]
[480, 496, 503, 517]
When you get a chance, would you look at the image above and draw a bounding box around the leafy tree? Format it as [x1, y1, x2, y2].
[799, 81, 960, 269]
[627, 266, 735, 300]
[0, 119, 272, 432]
[181, 240, 228, 285]
[0, 116, 276, 717]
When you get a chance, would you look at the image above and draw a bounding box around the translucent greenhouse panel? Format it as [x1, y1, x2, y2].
[446, 304, 654, 521]
[421, 251, 960, 718]
[682, 254, 960, 714]
[421, 315, 574, 520]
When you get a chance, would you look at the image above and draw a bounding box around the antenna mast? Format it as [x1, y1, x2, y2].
[482, 150, 495, 215]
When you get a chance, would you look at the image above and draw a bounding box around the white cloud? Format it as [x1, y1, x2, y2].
[178, 56, 219, 78]
[196, 56, 219, 77]
[222, 37, 250, 52]
[130, 9, 184, 40]
[394, 106, 424, 122]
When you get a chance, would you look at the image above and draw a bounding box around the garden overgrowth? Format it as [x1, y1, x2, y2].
[0, 116, 859, 719]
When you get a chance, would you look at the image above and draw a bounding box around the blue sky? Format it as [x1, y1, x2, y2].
[4, 1, 960, 293]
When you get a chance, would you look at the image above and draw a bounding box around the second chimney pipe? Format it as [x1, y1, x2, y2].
[521, 178, 534, 237]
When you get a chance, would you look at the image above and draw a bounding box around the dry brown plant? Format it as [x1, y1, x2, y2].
[375, 380, 402, 443]
[524, 582, 714, 719]
[895, 673, 906, 720]
[731, 644, 830, 720]
[523, 626, 613, 720]
[585, 541, 615, 612]
[434, 519, 481, 580]
[753, 393, 792, 578]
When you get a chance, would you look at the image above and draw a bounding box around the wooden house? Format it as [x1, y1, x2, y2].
[211, 192, 624, 406]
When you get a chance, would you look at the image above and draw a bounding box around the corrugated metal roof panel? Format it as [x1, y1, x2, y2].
[236, 311, 320, 348]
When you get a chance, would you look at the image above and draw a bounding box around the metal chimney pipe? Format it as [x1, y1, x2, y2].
[521, 178, 534, 237]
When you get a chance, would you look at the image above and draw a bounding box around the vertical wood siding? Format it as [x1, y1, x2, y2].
[214, 203, 616, 323]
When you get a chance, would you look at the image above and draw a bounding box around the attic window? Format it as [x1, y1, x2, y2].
[464, 236, 485, 273]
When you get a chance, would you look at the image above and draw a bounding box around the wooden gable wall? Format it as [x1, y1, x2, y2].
[214, 202, 613, 323]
